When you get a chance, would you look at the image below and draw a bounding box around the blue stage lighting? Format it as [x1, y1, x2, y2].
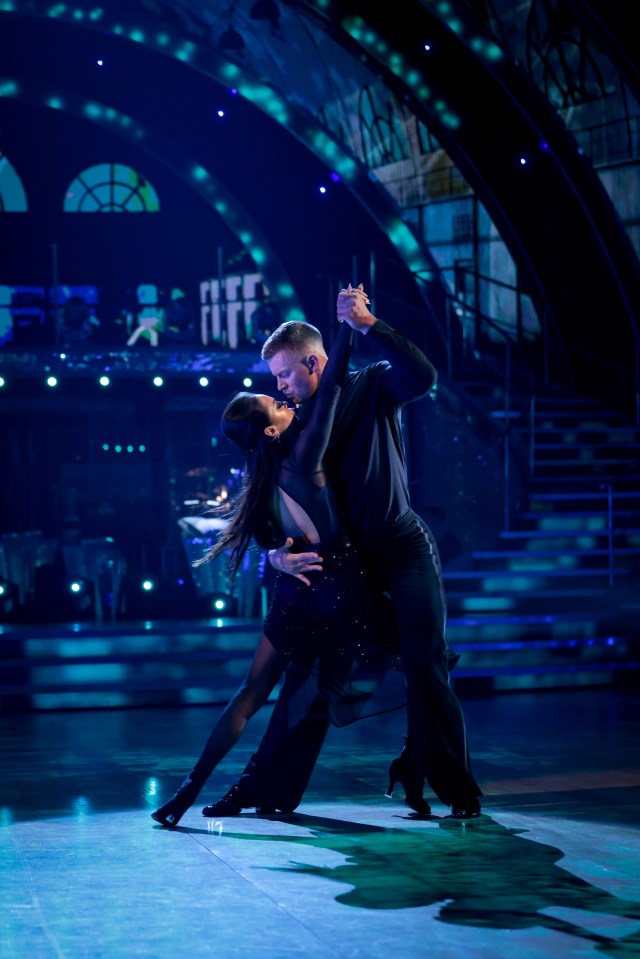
[243, 377, 253, 388]
[153, 376, 164, 387]
[99, 375, 110, 387]
[68, 579, 91, 612]
[46, 376, 58, 388]
[199, 377, 209, 387]
[0, 579, 17, 614]
[141, 579, 155, 592]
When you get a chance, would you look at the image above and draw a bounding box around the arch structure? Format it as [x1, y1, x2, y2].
[0, 150, 28, 211]
[1, 0, 639, 403]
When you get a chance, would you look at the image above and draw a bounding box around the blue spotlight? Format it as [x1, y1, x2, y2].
[153, 376, 164, 387]
[69, 579, 91, 612]
[243, 377, 253, 388]
[46, 376, 58, 388]
[199, 377, 210, 387]
[141, 578, 155, 592]
[0, 579, 17, 614]
[99, 375, 110, 387]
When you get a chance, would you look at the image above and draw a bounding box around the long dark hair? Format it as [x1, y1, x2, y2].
[194, 392, 285, 576]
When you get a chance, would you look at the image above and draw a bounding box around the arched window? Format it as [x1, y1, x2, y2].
[64, 163, 160, 212]
[0, 152, 28, 211]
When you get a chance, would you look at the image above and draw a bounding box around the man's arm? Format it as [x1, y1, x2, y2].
[337, 284, 437, 403]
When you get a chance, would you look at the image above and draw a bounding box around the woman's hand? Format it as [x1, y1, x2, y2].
[268, 537, 323, 586]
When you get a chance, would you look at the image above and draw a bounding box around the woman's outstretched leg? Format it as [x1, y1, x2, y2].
[151, 634, 284, 827]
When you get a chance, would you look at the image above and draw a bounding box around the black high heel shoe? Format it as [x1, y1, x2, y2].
[385, 756, 431, 817]
[151, 778, 199, 828]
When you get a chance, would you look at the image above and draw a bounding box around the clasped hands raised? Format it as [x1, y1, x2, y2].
[336, 282, 376, 332]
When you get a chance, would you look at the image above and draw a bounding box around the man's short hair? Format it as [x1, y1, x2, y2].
[261, 321, 326, 361]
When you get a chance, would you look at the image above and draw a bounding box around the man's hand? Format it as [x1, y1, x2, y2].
[337, 283, 376, 334]
[269, 537, 323, 586]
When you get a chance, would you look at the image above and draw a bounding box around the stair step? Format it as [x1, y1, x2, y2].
[533, 410, 629, 420]
[532, 462, 634, 472]
[499, 528, 640, 539]
[447, 589, 610, 614]
[445, 567, 620, 579]
[448, 636, 628, 653]
[472, 548, 640, 560]
[531, 489, 640, 499]
[535, 448, 630, 467]
[530, 474, 639, 486]
[515, 516, 637, 536]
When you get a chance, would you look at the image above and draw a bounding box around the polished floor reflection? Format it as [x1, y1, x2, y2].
[2, 688, 640, 958]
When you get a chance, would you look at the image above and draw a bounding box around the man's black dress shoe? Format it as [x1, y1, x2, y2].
[450, 797, 482, 819]
[202, 783, 251, 817]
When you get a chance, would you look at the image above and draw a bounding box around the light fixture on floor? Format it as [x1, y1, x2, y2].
[0, 578, 17, 616]
[68, 578, 92, 614]
[210, 593, 233, 614]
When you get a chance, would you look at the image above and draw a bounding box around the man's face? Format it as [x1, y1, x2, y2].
[267, 349, 320, 405]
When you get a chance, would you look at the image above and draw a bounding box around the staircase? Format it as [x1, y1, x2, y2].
[444, 385, 640, 692]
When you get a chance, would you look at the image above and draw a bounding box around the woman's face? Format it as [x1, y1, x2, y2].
[255, 394, 295, 434]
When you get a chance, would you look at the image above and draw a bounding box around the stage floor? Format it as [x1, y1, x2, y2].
[2, 688, 640, 958]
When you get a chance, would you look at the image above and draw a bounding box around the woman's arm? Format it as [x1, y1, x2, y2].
[287, 320, 353, 473]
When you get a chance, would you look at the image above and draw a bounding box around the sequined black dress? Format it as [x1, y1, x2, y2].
[262, 322, 400, 726]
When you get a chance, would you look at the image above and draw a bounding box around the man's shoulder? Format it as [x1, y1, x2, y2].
[345, 360, 390, 384]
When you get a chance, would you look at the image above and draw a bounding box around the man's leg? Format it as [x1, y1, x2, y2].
[367, 516, 481, 809]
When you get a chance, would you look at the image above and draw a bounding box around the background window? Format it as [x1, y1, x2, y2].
[64, 163, 160, 212]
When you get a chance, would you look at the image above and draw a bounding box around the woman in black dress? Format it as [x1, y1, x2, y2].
[151, 320, 397, 827]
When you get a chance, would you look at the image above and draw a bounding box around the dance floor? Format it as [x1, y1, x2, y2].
[2, 687, 640, 958]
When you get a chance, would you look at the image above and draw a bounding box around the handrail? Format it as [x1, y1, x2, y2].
[412, 269, 537, 531]
[599, 458, 640, 586]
